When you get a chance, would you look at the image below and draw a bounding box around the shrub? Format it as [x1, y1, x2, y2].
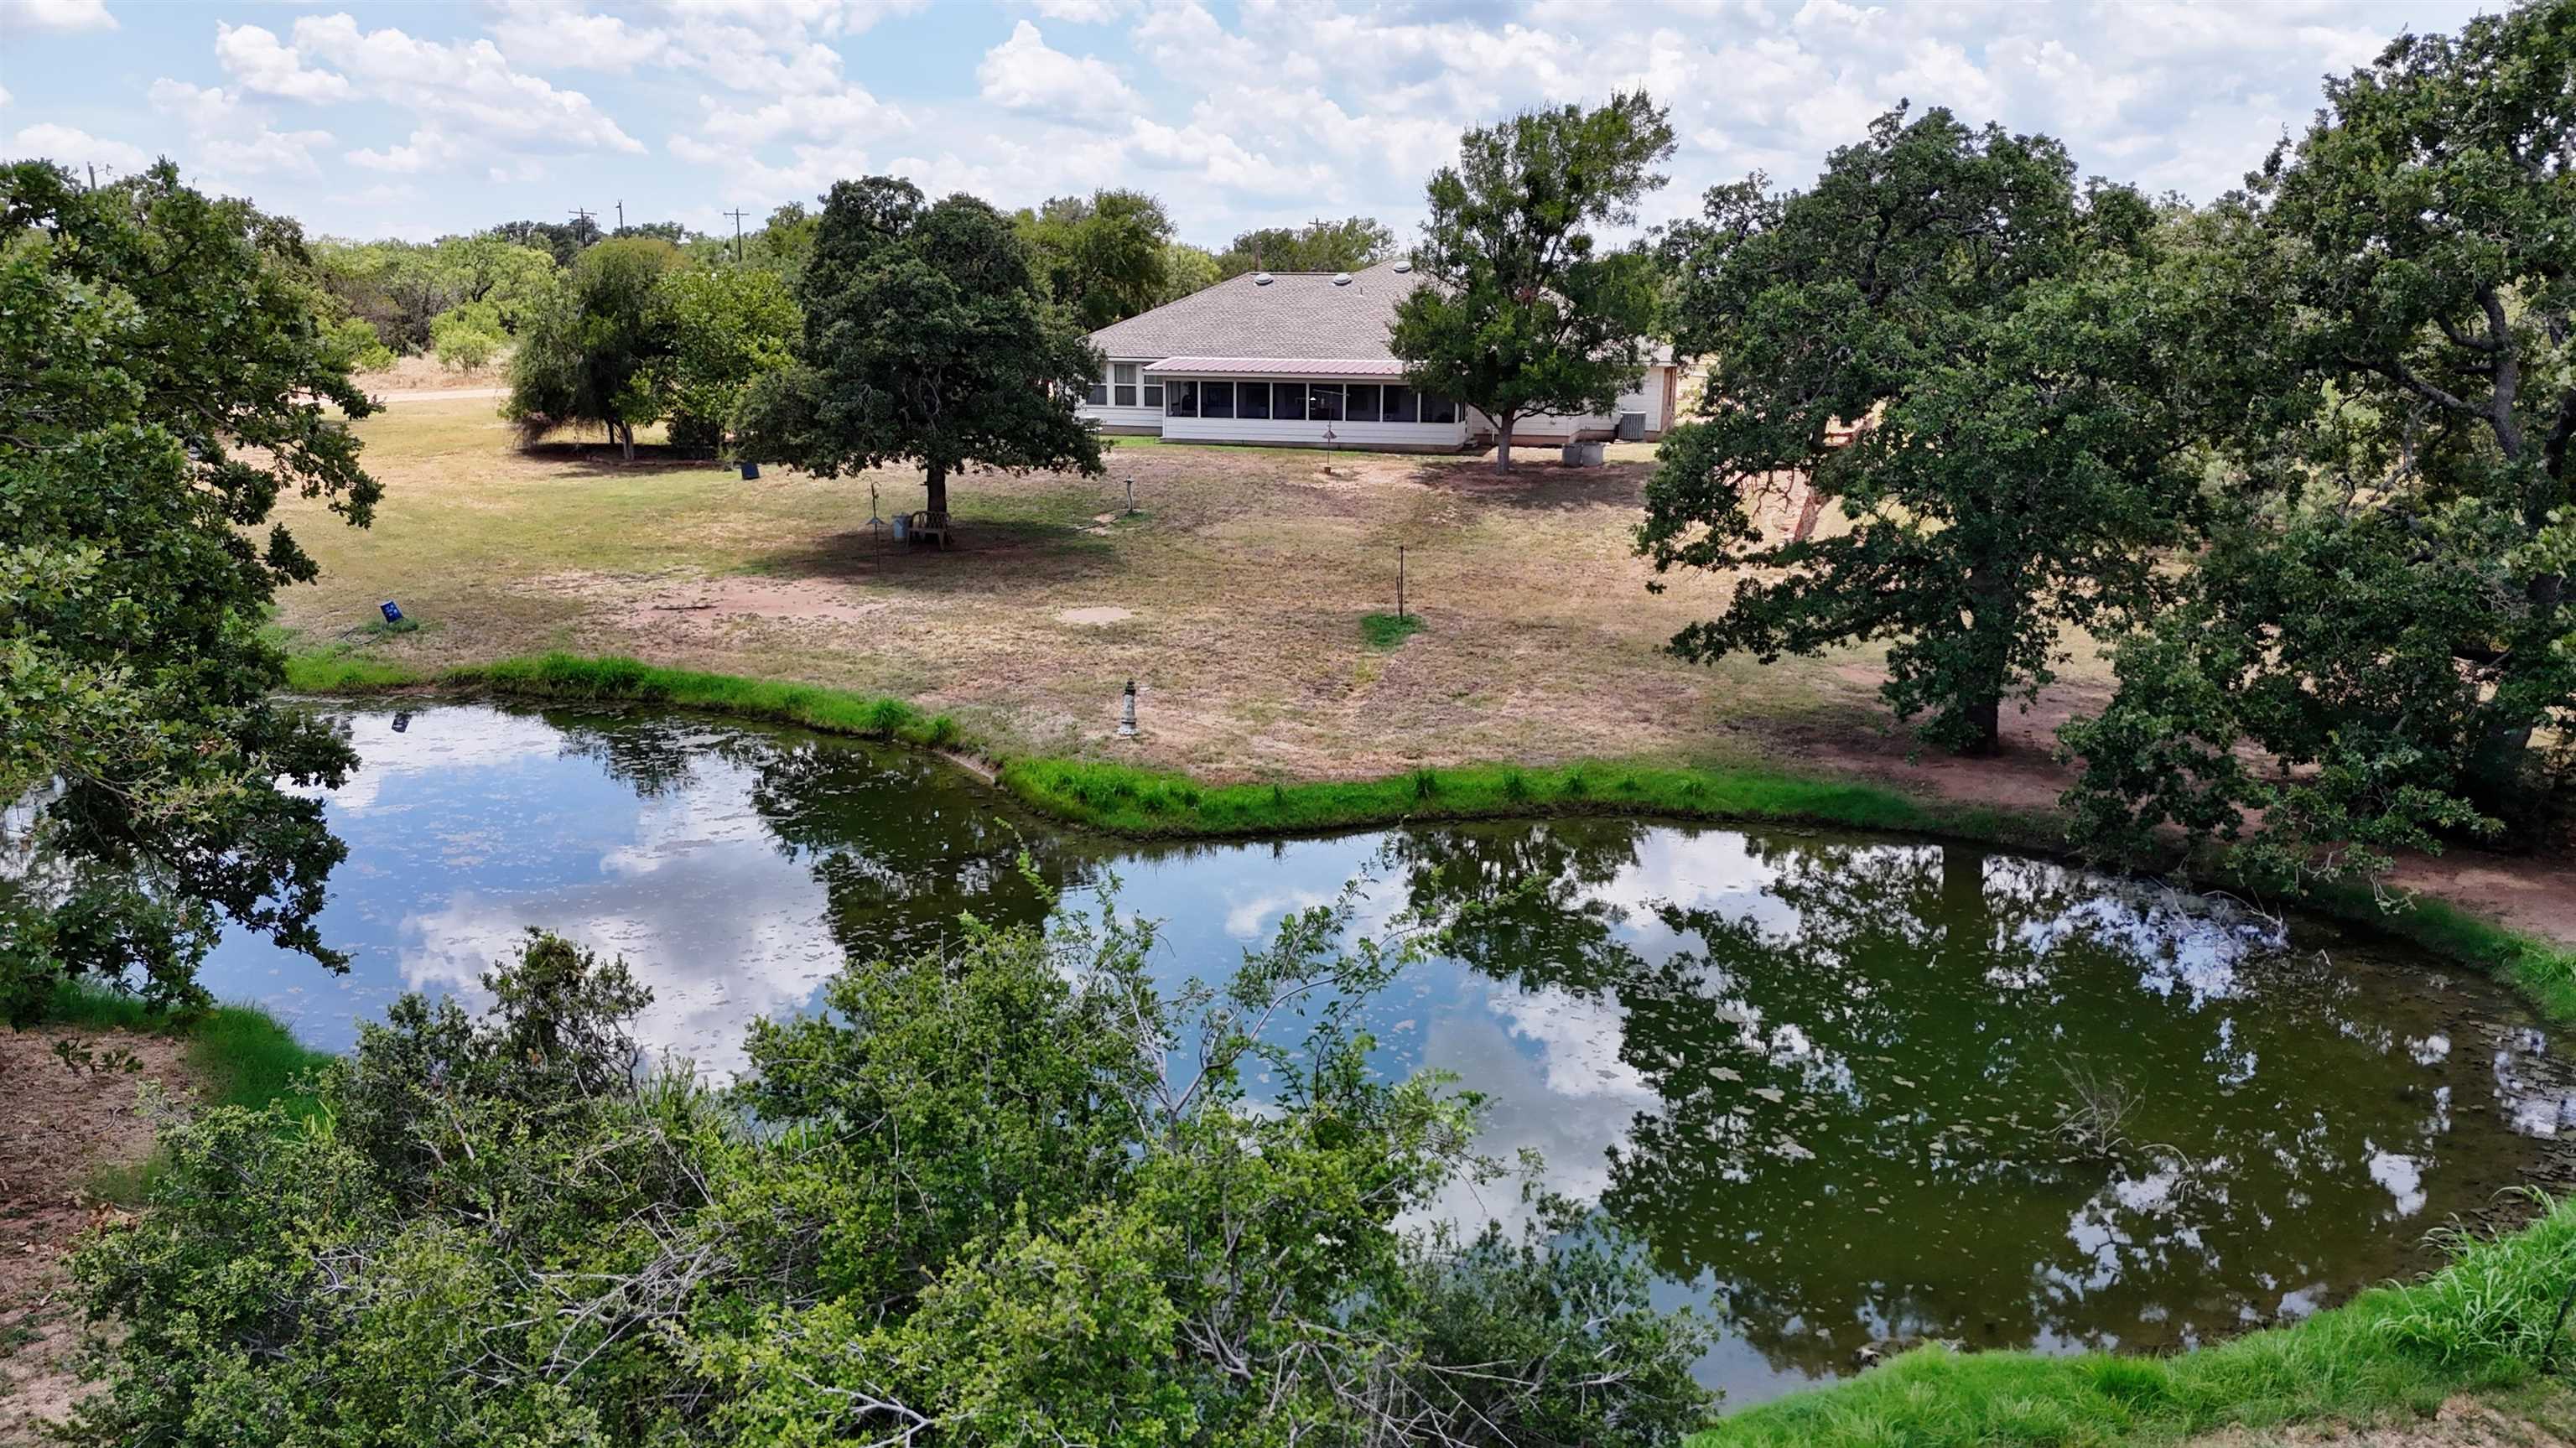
[73, 907, 1715, 1445]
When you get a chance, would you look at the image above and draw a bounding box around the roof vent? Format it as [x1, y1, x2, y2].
[1392, 259, 1412, 273]
[1251, 271, 1274, 286]
[1332, 271, 1353, 286]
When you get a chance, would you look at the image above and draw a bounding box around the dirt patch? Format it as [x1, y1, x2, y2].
[352, 355, 506, 395]
[520, 571, 892, 633]
[1056, 606, 1135, 625]
[2192, 1394, 2576, 1446]
[0, 1028, 191, 1443]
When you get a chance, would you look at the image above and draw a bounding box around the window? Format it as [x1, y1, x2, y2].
[1273, 382, 1306, 420]
[1143, 377, 1163, 407]
[1383, 384, 1420, 423]
[1166, 380, 1200, 418]
[1112, 362, 1140, 407]
[1307, 382, 1343, 422]
[1085, 368, 1108, 407]
[1421, 391, 1458, 424]
[1345, 383, 1382, 423]
[1204, 380, 1236, 419]
[1236, 378, 1271, 418]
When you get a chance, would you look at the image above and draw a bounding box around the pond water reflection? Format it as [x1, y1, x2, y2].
[199, 703, 2576, 1405]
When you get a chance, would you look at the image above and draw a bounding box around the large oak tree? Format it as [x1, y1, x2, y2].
[733, 177, 1104, 520]
[2062, 0, 2576, 883]
[1, 160, 379, 1015]
[1639, 107, 2198, 755]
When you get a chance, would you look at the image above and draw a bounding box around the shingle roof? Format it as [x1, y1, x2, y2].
[1143, 356, 1406, 377]
[1088, 259, 1419, 361]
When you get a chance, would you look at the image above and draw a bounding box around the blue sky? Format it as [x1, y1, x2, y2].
[1, 0, 2493, 248]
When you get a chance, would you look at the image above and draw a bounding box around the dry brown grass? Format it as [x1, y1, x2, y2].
[283, 397, 2080, 782]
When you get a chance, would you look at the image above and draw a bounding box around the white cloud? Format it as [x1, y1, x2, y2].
[488, 1, 853, 94]
[0, 0, 113, 33]
[9, 122, 147, 173]
[1030, 0, 1129, 19]
[215, 23, 352, 103]
[0, 86, 10, 108]
[290, 14, 644, 153]
[348, 127, 468, 174]
[658, 0, 925, 41]
[975, 20, 1140, 122]
[148, 78, 331, 176]
[689, 86, 904, 148]
[210, 13, 645, 164]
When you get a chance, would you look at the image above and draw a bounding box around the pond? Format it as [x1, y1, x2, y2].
[195, 701, 2576, 1406]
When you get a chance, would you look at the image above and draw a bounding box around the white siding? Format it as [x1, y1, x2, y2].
[1082, 402, 1166, 432]
[1076, 357, 1167, 433]
[1162, 415, 1467, 448]
[1480, 365, 1675, 440]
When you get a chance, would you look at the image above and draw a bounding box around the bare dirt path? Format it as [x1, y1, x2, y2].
[2189, 1393, 2576, 1447]
[372, 385, 505, 405]
[0, 1030, 190, 1444]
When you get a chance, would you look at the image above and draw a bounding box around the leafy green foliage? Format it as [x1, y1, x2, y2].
[659, 266, 798, 454]
[312, 231, 558, 356]
[505, 236, 683, 459]
[0, 158, 378, 1017]
[1159, 240, 1221, 302]
[1641, 106, 2189, 755]
[1392, 91, 1674, 471]
[1015, 188, 1175, 329]
[429, 299, 508, 371]
[73, 911, 1713, 1445]
[490, 214, 605, 267]
[734, 176, 1104, 516]
[2063, 0, 2575, 879]
[1214, 216, 1396, 278]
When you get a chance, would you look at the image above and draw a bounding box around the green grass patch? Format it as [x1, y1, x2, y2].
[43, 979, 330, 1118]
[998, 755, 1944, 839]
[1361, 611, 1426, 649]
[284, 649, 425, 692]
[1695, 1189, 2576, 1446]
[283, 649, 964, 749]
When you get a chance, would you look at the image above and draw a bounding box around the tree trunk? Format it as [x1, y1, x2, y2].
[618, 421, 634, 463]
[1955, 563, 2010, 757]
[1493, 415, 1514, 475]
[1959, 694, 2002, 757]
[2464, 567, 2563, 841]
[924, 460, 948, 516]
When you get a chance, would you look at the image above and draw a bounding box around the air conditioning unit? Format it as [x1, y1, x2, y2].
[1616, 410, 1647, 442]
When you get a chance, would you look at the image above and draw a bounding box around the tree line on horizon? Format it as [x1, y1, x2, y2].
[306, 200, 1401, 368]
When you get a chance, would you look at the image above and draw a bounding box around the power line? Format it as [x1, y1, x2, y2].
[723, 207, 750, 264]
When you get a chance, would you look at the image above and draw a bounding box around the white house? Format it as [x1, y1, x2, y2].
[1078, 259, 1680, 454]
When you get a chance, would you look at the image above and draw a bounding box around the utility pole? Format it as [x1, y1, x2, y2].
[614, 199, 625, 231]
[723, 207, 750, 263]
